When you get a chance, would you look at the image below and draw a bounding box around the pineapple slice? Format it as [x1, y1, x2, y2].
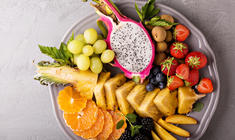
[93, 72, 111, 109]
[116, 81, 136, 115]
[126, 82, 147, 114]
[104, 74, 126, 110]
[153, 88, 178, 116]
[138, 88, 162, 121]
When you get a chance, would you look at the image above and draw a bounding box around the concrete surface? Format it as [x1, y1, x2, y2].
[0, 0, 234, 139]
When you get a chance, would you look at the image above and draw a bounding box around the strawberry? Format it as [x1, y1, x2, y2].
[197, 78, 213, 93]
[176, 64, 189, 80]
[185, 69, 199, 86]
[185, 51, 207, 70]
[174, 24, 190, 41]
[160, 57, 179, 76]
[167, 75, 184, 90]
[170, 42, 189, 59]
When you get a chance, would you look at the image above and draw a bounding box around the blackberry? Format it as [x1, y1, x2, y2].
[146, 83, 155, 92]
[141, 117, 154, 132]
[134, 134, 150, 140]
[151, 66, 161, 75]
[119, 129, 132, 140]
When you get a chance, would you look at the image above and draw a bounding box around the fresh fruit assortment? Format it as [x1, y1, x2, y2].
[34, 0, 215, 139]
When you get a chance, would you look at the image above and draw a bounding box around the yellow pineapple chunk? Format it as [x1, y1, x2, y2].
[93, 72, 111, 109]
[138, 88, 162, 121]
[126, 83, 147, 114]
[104, 74, 126, 110]
[153, 88, 178, 116]
[116, 81, 136, 115]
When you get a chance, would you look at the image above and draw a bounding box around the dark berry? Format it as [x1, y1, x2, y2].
[141, 117, 154, 132]
[119, 129, 132, 140]
[146, 83, 155, 91]
[152, 66, 161, 75]
[155, 73, 166, 83]
[148, 73, 154, 79]
[134, 134, 150, 140]
[150, 78, 158, 85]
[192, 85, 199, 94]
[158, 81, 166, 89]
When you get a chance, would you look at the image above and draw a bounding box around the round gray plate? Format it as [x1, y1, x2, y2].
[49, 1, 220, 140]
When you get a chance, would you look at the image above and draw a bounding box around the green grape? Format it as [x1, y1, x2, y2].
[68, 40, 85, 54]
[84, 28, 98, 44]
[75, 34, 86, 43]
[93, 40, 107, 54]
[74, 54, 90, 71]
[82, 45, 94, 56]
[90, 57, 103, 74]
[101, 49, 115, 63]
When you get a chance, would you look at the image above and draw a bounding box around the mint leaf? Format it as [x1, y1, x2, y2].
[135, 3, 143, 21]
[131, 125, 142, 136]
[148, 8, 160, 18]
[126, 113, 137, 123]
[67, 32, 74, 45]
[116, 120, 124, 129]
[97, 20, 108, 38]
[147, 19, 178, 26]
[193, 102, 204, 112]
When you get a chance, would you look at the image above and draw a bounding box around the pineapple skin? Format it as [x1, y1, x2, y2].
[104, 74, 126, 110]
[116, 81, 136, 115]
[154, 88, 178, 116]
[138, 88, 162, 121]
[126, 83, 147, 114]
[93, 72, 111, 109]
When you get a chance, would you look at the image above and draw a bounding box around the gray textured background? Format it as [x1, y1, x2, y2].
[0, 0, 235, 139]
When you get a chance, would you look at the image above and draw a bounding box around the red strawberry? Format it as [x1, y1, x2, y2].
[185, 69, 199, 86]
[170, 42, 189, 59]
[176, 64, 189, 80]
[197, 78, 213, 93]
[185, 51, 207, 70]
[160, 57, 179, 76]
[167, 75, 184, 90]
[174, 24, 190, 41]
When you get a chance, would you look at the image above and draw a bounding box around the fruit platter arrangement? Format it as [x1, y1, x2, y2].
[34, 0, 220, 140]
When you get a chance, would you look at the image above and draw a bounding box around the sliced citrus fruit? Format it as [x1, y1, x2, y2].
[97, 110, 114, 140]
[108, 110, 127, 140]
[74, 109, 105, 139]
[63, 100, 99, 131]
[57, 86, 87, 113]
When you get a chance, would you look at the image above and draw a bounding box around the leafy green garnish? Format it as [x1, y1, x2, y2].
[131, 125, 142, 136]
[97, 20, 108, 38]
[146, 19, 178, 26]
[126, 113, 137, 123]
[116, 120, 124, 129]
[135, 0, 160, 22]
[67, 32, 74, 45]
[193, 101, 204, 112]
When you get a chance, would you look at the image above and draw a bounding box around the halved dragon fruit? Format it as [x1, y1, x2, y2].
[92, 0, 155, 83]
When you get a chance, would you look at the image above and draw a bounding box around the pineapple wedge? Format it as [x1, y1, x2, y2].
[93, 72, 111, 109]
[154, 88, 178, 116]
[138, 88, 162, 121]
[104, 74, 126, 110]
[126, 82, 147, 114]
[116, 81, 136, 115]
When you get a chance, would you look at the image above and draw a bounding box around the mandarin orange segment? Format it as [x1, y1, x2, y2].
[74, 109, 105, 139]
[57, 86, 87, 113]
[63, 100, 99, 131]
[97, 110, 114, 140]
[108, 110, 127, 140]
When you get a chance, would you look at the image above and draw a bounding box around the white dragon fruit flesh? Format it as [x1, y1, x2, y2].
[92, 0, 155, 83]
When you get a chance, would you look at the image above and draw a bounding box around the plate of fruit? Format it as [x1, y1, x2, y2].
[34, 0, 220, 140]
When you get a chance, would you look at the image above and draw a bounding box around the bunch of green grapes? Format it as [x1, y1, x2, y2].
[67, 28, 115, 74]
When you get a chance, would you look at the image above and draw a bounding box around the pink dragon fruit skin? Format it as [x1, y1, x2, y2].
[93, 0, 155, 83]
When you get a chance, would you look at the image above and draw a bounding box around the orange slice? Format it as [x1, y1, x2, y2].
[108, 110, 127, 140]
[57, 86, 87, 113]
[74, 109, 105, 139]
[97, 110, 114, 140]
[64, 100, 99, 131]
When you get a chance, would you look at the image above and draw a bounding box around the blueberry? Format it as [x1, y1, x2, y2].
[146, 83, 155, 91]
[151, 66, 161, 75]
[148, 73, 154, 79]
[156, 73, 166, 83]
[158, 82, 166, 89]
[150, 78, 158, 85]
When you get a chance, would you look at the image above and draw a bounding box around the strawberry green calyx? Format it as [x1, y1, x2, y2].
[187, 56, 200, 68]
[184, 81, 191, 87]
[167, 76, 174, 87]
[161, 57, 174, 72]
[173, 42, 187, 53]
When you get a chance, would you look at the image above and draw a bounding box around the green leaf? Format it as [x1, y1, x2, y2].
[146, 4, 154, 17]
[135, 3, 143, 21]
[97, 20, 108, 38]
[126, 113, 137, 123]
[193, 102, 204, 112]
[147, 19, 178, 26]
[141, 4, 148, 20]
[131, 125, 142, 136]
[67, 32, 74, 45]
[116, 120, 124, 129]
[148, 8, 160, 18]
